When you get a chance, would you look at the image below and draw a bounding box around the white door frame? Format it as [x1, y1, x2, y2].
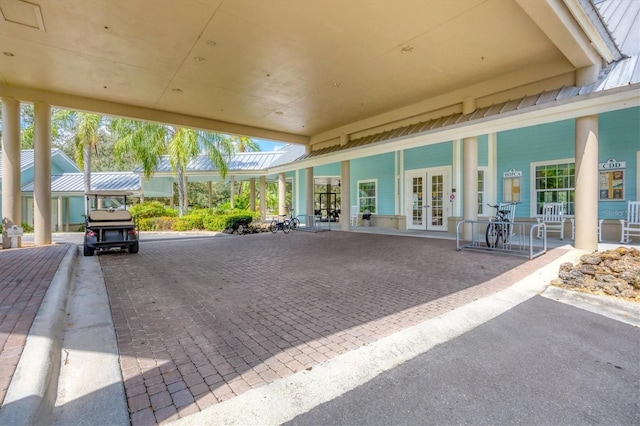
[405, 166, 451, 231]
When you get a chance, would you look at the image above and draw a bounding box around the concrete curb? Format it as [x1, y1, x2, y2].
[542, 286, 640, 327]
[0, 244, 78, 426]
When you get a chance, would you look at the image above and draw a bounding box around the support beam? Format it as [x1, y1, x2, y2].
[278, 173, 286, 216]
[57, 196, 63, 232]
[1, 97, 22, 247]
[259, 176, 266, 221]
[462, 136, 478, 241]
[574, 115, 599, 250]
[305, 167, 314, 224]
[34, 102, 52, 245]
[340, 160, 351, 231]
[249, 178, 256, 211]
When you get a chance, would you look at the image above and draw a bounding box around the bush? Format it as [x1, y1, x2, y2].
[130, 201, 177, 220]
[173, 214, 204, 231]
[138, 217, 176, 231]
[203, 213, 255, 231]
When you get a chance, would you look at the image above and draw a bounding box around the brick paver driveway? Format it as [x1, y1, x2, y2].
[99, 231, 567, 425]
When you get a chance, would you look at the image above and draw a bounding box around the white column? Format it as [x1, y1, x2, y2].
[575, 115, 599, 250]
[57, 196, 63, 232]
[230, 176, 235, 209]
[463, 136, 478, 241]
[259, 176, 266, 221]
[1, 98, 21, 239]
[65, 198, 70, 232]
[249, 178, 256, 211]
[340, 160, 351, 231]
[305, 167, 314, 223]
[34, 102, 52, 245]
[278, 173, 286, 216]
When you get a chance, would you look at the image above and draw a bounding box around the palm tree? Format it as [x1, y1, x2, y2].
[230, 136, 260, 198]
[73, 113, 102, 193]
[111, 119, 234, 216]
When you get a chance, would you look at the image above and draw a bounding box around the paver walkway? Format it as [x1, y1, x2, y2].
[0, 244, 69, 405]
[98, 231, 568, 425]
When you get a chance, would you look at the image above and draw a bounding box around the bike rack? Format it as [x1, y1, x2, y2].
[296, 214, 331, 232]
[455, 220, 547, 259]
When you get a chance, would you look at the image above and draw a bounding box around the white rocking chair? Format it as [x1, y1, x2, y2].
[620, 201, 640, 243]
[537, 202, 565, 239]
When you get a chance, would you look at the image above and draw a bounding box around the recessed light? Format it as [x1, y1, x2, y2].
[172, 88, 182, 93]
[194, 56, 206, 63]
[3, 52, 15, 57]
[400, 46, 414, 53]
[206, 40, 217, 46]
[332, 82, 341, 88]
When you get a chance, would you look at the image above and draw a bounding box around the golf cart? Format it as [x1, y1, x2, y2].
[83, 191, 139, 256]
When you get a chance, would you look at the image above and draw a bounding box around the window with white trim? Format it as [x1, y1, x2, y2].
[358, 179, 377, 213]
[534, 161, 575, 215]
[477, 170, 485, 215]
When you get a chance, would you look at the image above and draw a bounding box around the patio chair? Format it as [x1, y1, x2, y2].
[350, 205, 359, 226]
[537, 202, 565, 239]
[620, 201, 640, 243]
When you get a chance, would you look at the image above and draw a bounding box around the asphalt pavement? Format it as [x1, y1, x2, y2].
[285, 295, 639, 425]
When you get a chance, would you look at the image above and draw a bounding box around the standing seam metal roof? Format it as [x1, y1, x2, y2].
[21, 172, 140, 193]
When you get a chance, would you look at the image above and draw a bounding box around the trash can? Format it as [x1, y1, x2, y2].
[362, 209, 371, 227]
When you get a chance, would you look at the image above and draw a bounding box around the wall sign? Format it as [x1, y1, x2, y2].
[598, 159, 625, 201]
[503, 168, 522, 203]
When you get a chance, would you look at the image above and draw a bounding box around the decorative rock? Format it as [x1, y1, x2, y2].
[553, 247, 639, 301]
[580, 254, 602, 265]
[577, 263, 597, 276]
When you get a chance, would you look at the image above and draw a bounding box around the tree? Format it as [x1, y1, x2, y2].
[230, 136, 260, 197]
[111, 119, 235, 216]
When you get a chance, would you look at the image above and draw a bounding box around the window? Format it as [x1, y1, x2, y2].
[477, 170, 485, 215]
[534, 161, 575, 215]
[358, 179, 377, 213]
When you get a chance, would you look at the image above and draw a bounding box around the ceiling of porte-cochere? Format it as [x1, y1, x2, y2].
[0, 0, 594, 145]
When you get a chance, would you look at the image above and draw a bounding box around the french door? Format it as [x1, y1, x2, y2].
[406, 167, 450, 231]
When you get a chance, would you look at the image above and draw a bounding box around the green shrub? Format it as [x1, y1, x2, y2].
[21, 222, 34, 233]
[173, 214, 204, 231]
[203, 213, 255, 231]
[138, 217, 176, 231]
[130, 201, 177, 220]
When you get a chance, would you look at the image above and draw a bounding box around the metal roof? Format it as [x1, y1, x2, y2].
[299, 54, 640, 160]
[0, 149, 80, 177]
[139, 144, 306, 174]
[596, 0, 640, 56]
[21, 172, 140, 194]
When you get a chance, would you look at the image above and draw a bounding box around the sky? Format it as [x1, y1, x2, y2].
[255, 139, 285, 151]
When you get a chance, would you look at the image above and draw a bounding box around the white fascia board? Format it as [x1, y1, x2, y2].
[564, 0, 618, 63]
[276, 85, 640, 170]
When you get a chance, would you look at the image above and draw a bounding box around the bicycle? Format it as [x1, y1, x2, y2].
[285, 209, 301, 230]
[269, 215, 291, 234]
[485, 203, 516, 248]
